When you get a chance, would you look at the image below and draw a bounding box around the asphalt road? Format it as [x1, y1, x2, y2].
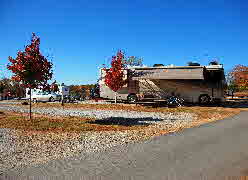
[2, 111, 248, 180]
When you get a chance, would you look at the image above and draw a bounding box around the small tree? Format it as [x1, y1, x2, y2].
[104, 51, 127, 103]
[69, 85, 83, 98]
[0, 78, 25, 99]
[125, 56, 143, 67]
[230, 65, 248, 91]
[51, 80, 59, 92]
[7, 33, 53, 120]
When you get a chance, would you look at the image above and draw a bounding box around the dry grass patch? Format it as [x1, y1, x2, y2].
[0, 111, 147, 134]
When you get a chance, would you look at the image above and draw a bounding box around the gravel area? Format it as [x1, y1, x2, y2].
[0, 129, 154, 174]
[0, 103, 195, 174]
[0, 104, 193, 122]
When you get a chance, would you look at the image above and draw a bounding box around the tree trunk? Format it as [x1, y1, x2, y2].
[61, 95, 64, 109]
[29, 88, 32, 120]
[115, 92, 117, 104]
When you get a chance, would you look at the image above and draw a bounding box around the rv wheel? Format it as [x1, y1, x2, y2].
[199, 94, 210, 105]
[127, 94, 138, 103]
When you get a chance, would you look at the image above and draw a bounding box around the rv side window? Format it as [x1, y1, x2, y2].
[204, 70, 224, 83]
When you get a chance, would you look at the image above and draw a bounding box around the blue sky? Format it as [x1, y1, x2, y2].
[1, 0, 247, 85]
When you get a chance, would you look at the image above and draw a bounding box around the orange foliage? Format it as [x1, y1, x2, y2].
[230, 65, 248, 90]
[104, 51, 127, 92]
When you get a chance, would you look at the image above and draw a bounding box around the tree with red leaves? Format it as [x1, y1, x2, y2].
[7, 33, 53, 119]
[104, 51, 127, 103]
[230, 65, 248, 91]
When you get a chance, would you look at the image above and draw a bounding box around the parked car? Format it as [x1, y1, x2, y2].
[32, 92, 61, 102]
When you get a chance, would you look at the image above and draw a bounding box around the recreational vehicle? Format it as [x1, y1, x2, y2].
[99, 64, 226, 104]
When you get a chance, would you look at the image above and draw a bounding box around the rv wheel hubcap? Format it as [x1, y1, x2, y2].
[200, 95, 210, 104]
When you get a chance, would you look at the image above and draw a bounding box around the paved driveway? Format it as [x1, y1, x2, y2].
[2, 111, 248, 180]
